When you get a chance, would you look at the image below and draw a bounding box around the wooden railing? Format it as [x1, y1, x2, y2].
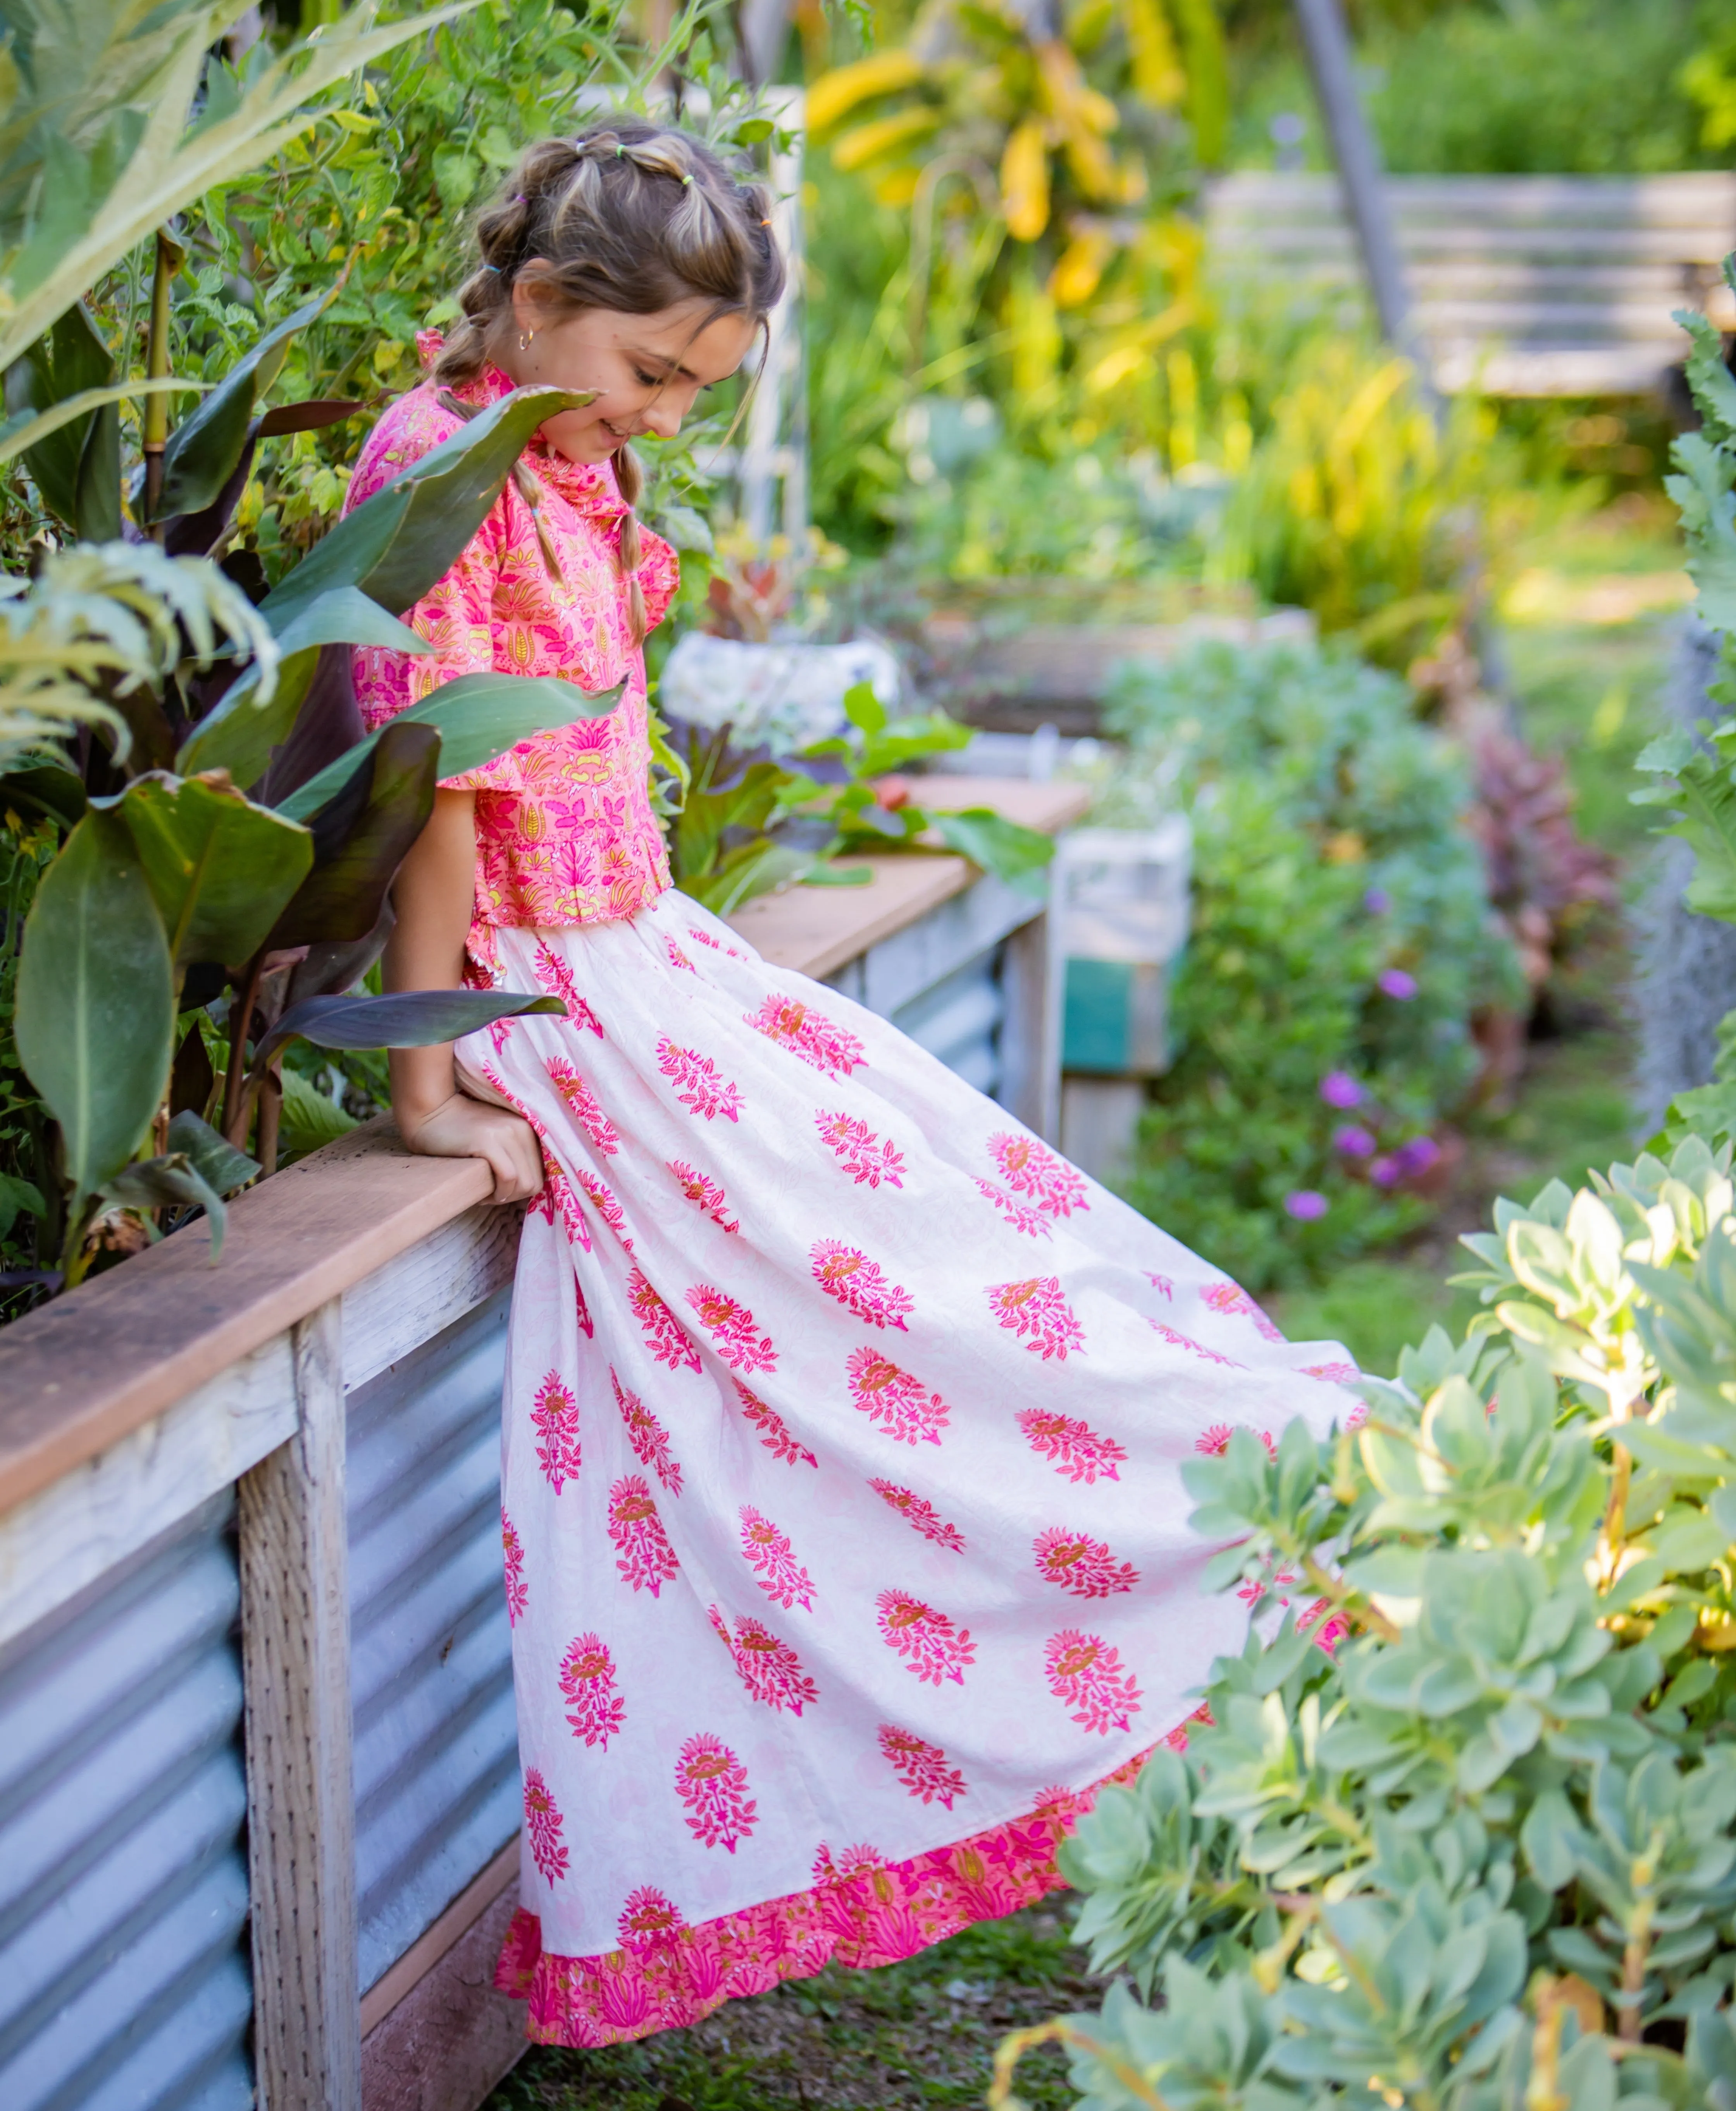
[0, 777, 1085, 2111]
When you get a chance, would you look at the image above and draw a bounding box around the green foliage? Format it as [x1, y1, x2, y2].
[1000, 1117, 1736, 2111]
[1100, 641, 1519, 1290]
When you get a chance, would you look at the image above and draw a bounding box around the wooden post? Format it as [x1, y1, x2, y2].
[999, 902, 1063, 1145]
[1290, 0, 1439, 409]
[239, 1297, 361, 2111]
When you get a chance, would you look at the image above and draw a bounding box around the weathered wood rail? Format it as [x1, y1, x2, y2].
[0, 778, 1084, 2111]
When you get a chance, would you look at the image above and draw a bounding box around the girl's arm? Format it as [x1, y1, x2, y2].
[383, 787, 543, 1204]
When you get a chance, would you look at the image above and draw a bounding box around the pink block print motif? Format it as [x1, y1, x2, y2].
[667, 937, 697, 972]
[815, 1110, 906, 1189]
[656, 1037, 743, 1122]
[524, 1767, 570, 1884]
[1300, 1597, 1352, 1655]
[811, 1241, 914, 1331]
[560, 1634, 627, 1749]
[744, 994, 866, 1079]
[1044, 1630, 1143, 1735]
[811, 1841, 890, 1888]
[734, 1379, 817, 1468]
[1303, 1360, 1362, 1385]
[878, 1725, 968, 1810]
[1237, 1550, 1297, 1610]
[847, 1346, 951, 1446]
[988, 1277, 1084, 1361]
[1033, 1528, 1140, 1600]
[988, 1132, 1089, 1219]
[539, 1151, 592, 1253]
[611, 1368, 683, 1494]
[870, 1480, 967, 1552]
[1150, 1320, 1243, 1369]
[606, 1476, 680, 1597]
[1147, 1272, 1174, 1300]
[530, 1374, 582, 1493]
[1017, 1408, 1126, 1486]
[686, 1285, 778, 1374]
[502, 1509, 527, 1625]
[738, 1506, 816, 1610]
[576, 1167, 630, 1250]
[533, 940, 603, 1036]
[1195, 1424, 1276, 1460]
[675, 1733, 757, 1853]
[546, 1058, 619, 1154]
[709, 1605, 820, 1715]
[975, 1179, 1052, 1239]
[574, 1274, 594, 1343]
[1200, 1279, 1284, 1343]
[618, 1887, 685, 1950]
[629, 1267, 702, 1373]
[1163, 1701, 1214, 1754]
[668, 1160, 739, 1233]
[875, 1589, 976, 1686]
[688, 926, 742, 960]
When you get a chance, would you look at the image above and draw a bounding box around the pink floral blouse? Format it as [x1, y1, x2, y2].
[344, 335, 677, 965]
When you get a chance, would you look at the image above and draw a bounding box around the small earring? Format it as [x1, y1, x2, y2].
[518, 327, 536, 352]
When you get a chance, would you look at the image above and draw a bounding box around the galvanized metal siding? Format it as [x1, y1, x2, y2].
[349, 1287, 519, 1996]
[890, 944, 1006, 1097]
[0, 1493, 252, 2111]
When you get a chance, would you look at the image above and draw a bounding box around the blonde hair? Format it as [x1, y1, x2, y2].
[436, 119, 786, 644]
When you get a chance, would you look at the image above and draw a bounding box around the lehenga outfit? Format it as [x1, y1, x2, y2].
[346, 339, 1359, 2051]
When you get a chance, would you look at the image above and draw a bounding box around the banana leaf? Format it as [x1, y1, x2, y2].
[258, 988, 565, 1065]
[266, 720, 439, 949]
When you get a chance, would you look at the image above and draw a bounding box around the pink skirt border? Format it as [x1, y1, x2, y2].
[493, 1720, 1205, 2049]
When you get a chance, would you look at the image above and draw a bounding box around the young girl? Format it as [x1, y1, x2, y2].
[351, 118, 1355, 2051]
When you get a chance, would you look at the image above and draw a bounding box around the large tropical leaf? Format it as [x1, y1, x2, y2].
[0, 0, 482, 373]
[5, 300, 119, 538]
[155, 285, 334, 519]
[13, 805, 175, 1205]
[255, 384, 595, 630]
[267, 719, 439, 948]
[258, 987, 565, 1063]
[106, 769, 313, 968]
[275, 670, 622, 823]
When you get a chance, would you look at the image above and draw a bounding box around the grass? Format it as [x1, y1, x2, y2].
[485, 1903, 1102, 2110]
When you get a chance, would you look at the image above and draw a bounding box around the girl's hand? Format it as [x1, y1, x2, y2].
[400, 1092, 544, 1205]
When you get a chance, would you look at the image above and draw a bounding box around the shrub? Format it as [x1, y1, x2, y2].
[1098, 640, 1521, 1290]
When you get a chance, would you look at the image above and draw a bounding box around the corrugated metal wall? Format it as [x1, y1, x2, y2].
[890, 944, 1007, 1098]
[0, 1493, 253, 2111]
[349, 1288, 520, 1996]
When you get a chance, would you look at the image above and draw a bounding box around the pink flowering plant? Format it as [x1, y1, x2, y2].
[998, 1116, 1736, 2111]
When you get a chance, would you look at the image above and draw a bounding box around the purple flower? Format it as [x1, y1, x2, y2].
[1369, 1155, 1401, 1189]
[1364, 887, 1391, 914]
[1319, 1070, 1364, 1109]
[1333, 1124, 1377, 1158]
[1283, 1190, 1329, 1221]
[1395, 1135, 1442, 1177]
[1377, 968, 1418, 1001]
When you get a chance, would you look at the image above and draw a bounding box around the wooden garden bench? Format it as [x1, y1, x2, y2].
[1205, 170, 1736, 396]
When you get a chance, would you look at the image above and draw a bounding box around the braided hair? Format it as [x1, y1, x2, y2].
[436, 119, 786, 644]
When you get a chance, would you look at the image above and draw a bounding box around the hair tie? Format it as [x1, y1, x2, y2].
[680, 172, 693, 186]
[481, 262, 501, 274]
[512, 192, 527, 204]
[615, 143, 624, 157]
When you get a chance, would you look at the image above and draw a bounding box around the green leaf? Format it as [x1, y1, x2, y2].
[7, 301, 119, 539]
[105, 770, 313, 969]
[255, 384, 596, 630]
[100, 1150, 228, 1257]
[165, 1109, 260, 1197]
[843, 678, 887, 736]
[279, 1067, 359, 1156]
[175, 644, 320, 788]
[14, 807, 174, 1205]
[267, 720, 439, 948]
[1677, 307, 1736, 447]
[274, 672, 622, 823]
[156, 287, 334, 519]
[0, 374, 214, 469]
[258, 988, 565, 1062]
[929, 807, 1055, 894]
[0, 1170, 46, 1239]
[1667, 430, 1736, 634]
[273, 585, 434, 660]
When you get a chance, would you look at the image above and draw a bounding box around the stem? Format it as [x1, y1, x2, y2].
[223, 949, 267, 1146]
[1618, 1903, 1652, 2044]
[988, 2022, 1173, 2111]
[257, 1059, 283, 1178]
[141, 230, 176, 529]
[1302, 1553, 1402, 1645]
[1601, 1443, 1632, 1586]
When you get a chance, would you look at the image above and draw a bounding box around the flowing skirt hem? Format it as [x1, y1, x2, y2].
[493, 1720, 1204, 2047]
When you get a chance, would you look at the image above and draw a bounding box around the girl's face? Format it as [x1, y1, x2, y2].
[502, 279, 758, 465]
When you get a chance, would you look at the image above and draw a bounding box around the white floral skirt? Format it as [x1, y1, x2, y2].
[460, 885, 1357, 2048]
